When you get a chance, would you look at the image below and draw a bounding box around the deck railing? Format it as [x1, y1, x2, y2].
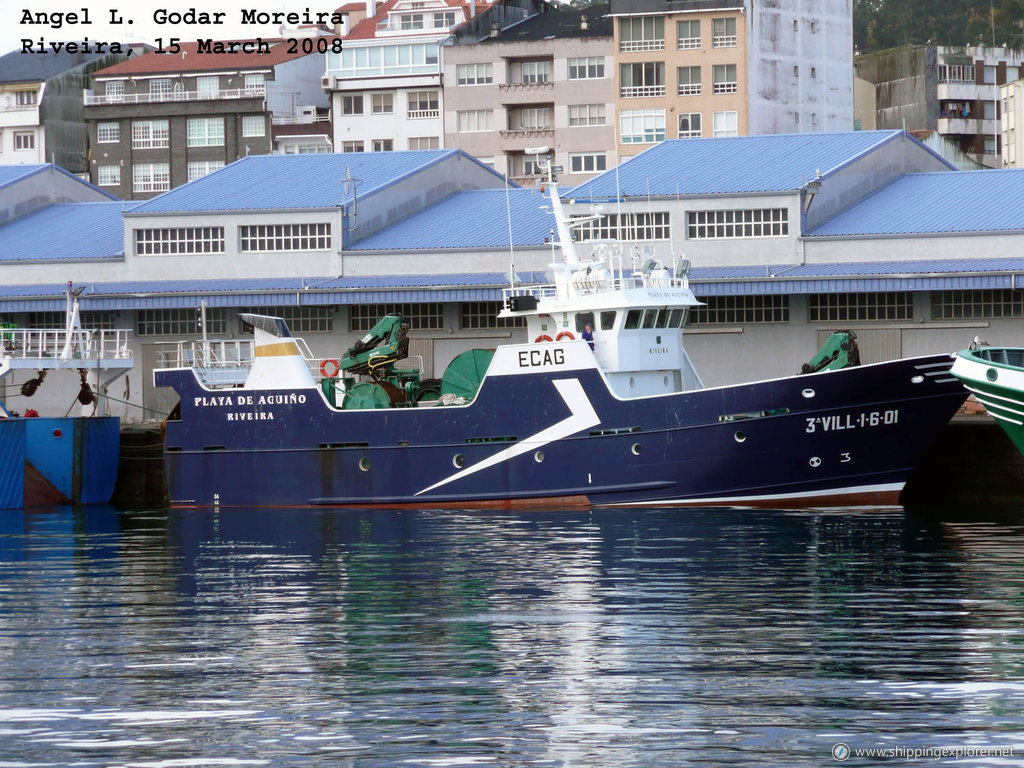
[1, 327, 132, 364]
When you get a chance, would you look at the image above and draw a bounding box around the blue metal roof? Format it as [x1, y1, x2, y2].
[129, 150, 504, 214]
[807, 169, 1024, 236]
[0, 202, 129, 262]
[0, 165, 46, 191]
[350, 189, 556, 250]
[568, 130, 925, 200]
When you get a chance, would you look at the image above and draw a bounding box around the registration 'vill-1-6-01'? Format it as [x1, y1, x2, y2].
[153, 173, 968, 509]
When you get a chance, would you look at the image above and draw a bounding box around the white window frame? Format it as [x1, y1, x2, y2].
[239, 223, 331, 252]
[620, 17, 664, 52]
[135, 226, 226, 255]
[97, 122, 120, 143]
[244, 73, 266, 95]
[620, 62, 666, 98]
[457, 109, 493, 132]
[456, 63, 493, 85]
[407, 90, 439, 118]
[372, 138, 394, 152]
[713, 64, 738, 94]
[14, 131, 35, 151]
[677, 66, 701, 96]
[712, 17, 737, 47]
[342, 94, 363, 115]
[408, 136, 439, 150]
[196, 75, 219, 98]
[569, 152, 607, 174]
[568, 57, 605, 80]
[187, 117, 225, 147]
[242, 115, 266, 137]
[371, 92, 394, 114]
[132, 163, 170, 194]
[105, 80, 125, 101]
[518, 107, 552, 130]
[687, 208, 789, 239]
[520, 60, 551, 84]
[150, 79, 173, 102]
[677, 19, 700, 49]
[678, 112, 702, 138]
[132, 120, 169, 149]
[569, 104, 606, 126]
[187, 160, 225, 182]
[713, 110, 738, 137]
[341, 140, 365, 152]
[97, 165, 120, 186]
[620, 109, 665, 144]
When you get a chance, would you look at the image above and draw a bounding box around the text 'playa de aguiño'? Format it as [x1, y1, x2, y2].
[19, 7, 346, 54]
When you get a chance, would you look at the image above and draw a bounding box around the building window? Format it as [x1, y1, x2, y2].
[371, 92, 394, 114]
[342, 94, 364, 115]
[14, 131, 35, 151]
[341, 140, 364, 152]
[569, 153, 607, 174]
[407, 90, 439, 118]
[713, 64, 738, 94]
[351, 303, 443, 331]
[460, 301, 525, 329]
[434, 11, 456, 28]
[456, 63, 493, 85]
[372, 138, 394, 152]
[242, 115, 266, 137]
[457, 109, 493, 132]
[150, 79, 173, 102]
[620, 109, 665, 144]
[713, 110, 738, 137]
[15, 90, 38, 106]
[620, 62, 666, 98]
[409, 136, 439, 149]
[104, 80, 125, 101]
[196, 75, 219, 98]
[399, 12, 424, 29]
[97, 165, 121, 186]
[687, 209, 788, 239]
[689, 295, 789, 325]
[244, 73, 266, 95]
[620, 17, 664, 52]
[284, 142, 331, 154]
[187, 160, 225, 182]
[677, 19, 700, 49]
[96, 122, 120, 143]
[135, 227, 225, 255]
[137, 308, 227, 336]
[518, 107, 552, 130]
[187, 117, 224, 147]
[29, 311, 116, 330]
[132, 119, 169, 149]
[938, 64, 975, 84]
[568, 57, 605, 80]
[519, 60, 551, 84]
[132, 162, 170, 193]
[331, 42, 439, 78]
[712, 17, 737, 47]
[239, 223, 331, 252]
[808, 293, 913, 322]
[239, 306, 333, 333]
[678, 112, 702, 138]
[568, 104, 605, 126]
[932, 290, 1024, 320]
[575, 212, 670, 241]
[677, 66, 701, 96]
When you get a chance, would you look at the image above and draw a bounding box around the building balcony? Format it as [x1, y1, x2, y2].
[408, 109, 440, 119]
[84, 87, 266, 106]
[620, 85, 666, 98]
[937, 82, 982, 101]
[500, 128, 555, 152]
[938, 117, 998, 136]
[499, 81, 554, 94]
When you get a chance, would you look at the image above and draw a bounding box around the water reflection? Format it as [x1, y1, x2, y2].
[0, 506, 1022, 766]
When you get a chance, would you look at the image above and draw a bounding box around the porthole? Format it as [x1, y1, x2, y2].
[631, 443, 642, 455]
[453, 454, 465, 468]
[987, 368, 999, 382]
[534, 450, 545, 463]
[358, 457, 371, 472]
[802, 388, 815, 399]
[735, 431, 747, 443]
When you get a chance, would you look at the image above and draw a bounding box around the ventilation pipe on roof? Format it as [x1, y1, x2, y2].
[366, 0, 375, 17]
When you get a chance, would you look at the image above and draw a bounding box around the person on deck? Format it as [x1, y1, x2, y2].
[582, 323, 595, 351]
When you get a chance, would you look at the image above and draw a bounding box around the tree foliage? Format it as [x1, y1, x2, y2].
[854, 0, 1024, 54]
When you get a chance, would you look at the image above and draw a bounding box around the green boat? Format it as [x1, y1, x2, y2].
[950, 345, 1024, 454]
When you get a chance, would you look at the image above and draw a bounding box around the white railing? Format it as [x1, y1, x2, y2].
[408, 109, 439, 119]
[85, 87, 265, 106]
[620, 40, 665, 52]
[1, 327, 132, 364]
[620, 85, 666, 98]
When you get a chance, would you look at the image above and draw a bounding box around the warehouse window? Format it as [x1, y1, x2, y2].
[688, 295, 789, 325]
[135, 227, 225, 255]
[808, 292, 912, 322]
[460, 302, 525, 329]
[351, 303, 443, 331]
[687, 209, 788, 239]
[239, 223, 331, 252]
[137, 308, 227, 336]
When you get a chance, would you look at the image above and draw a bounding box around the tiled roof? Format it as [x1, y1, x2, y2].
[0, 202, 130, 262]
[807, 169, 1024, 236]
[349, 188, 555, 250]
[568, 130, 950, 199]
[90, 40, 317, 77]
[344, 0, 490, 40]
[128, 150, 489, 213]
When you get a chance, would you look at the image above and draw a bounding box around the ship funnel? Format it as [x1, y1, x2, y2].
[239, 313, 315, 390]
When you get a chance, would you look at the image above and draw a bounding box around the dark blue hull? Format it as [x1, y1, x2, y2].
[157, 351, 967, 509]
[0, 417, 122, 509]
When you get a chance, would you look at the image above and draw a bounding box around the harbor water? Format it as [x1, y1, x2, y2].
[1, 506, 1023, 766]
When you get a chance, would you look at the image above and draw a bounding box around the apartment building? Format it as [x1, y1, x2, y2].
[857, 44, 1023, 168]
[83, 41, 330, 198]
[444, 3, 615, 185]
[0, 49, 133, 174]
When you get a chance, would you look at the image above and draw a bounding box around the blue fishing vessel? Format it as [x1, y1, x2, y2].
[155, 183, 967, 509]
[0, 287, 133, 509]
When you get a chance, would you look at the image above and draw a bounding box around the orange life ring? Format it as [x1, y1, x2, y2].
[320, 359, 340, 378]
[555, 331, 575, 341]
[534, 334, 553, 343]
